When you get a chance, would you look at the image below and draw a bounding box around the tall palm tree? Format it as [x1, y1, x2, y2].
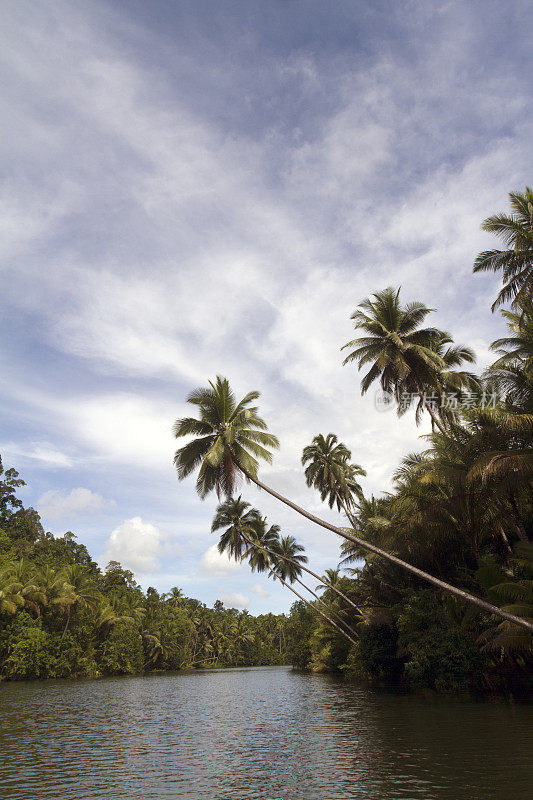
[272, 534, 359, 640]
[473, 187, 533, 311]
[212, 497, 363, 614]
[173, 376, 279, 498]
[246, 516, 356, 645]
[211, 496, 260, 560]
[174, 376, 533, 632]
[341, 287, 476, 433]
[302, 434, 365, 512]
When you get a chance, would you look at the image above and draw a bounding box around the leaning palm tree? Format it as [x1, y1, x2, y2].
[212, 497, 363, 615]
[211, 495, 260, 561]
[473, 187, 533, 311]
[272, 534, 359, 639]
[174, 376, 533, 632]
[302, 433, 365, 512]
[173, 376, 279, 498]
[341, 287, 476, 433]
[246, 517, 356, 645]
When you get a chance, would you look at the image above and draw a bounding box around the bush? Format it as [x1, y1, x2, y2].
[397, 591, 485, 692]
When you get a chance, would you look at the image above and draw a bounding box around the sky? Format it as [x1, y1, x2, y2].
[1, 0, 531, 613]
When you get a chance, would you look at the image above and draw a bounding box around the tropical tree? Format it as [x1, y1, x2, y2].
[59, 564, 98, 641]
[245, 516, 356, 645]
[473, 187, 533, 310]
[212, 496, 363, 614]
[174, 376, 533, 632]
[173, 376, 279, 498]
[341, 287, 476, 433]
[272, 534, 359, 640]
[302, 434, 365, 511]
[0, 565, 24, 615]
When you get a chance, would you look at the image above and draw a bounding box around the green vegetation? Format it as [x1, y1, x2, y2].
[0, 461, 291, 680]
[2, 188, 531, 691]
[175, 188, 533, 693]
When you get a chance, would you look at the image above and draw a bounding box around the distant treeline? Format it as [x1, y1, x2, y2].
[0, 461, 291, 681]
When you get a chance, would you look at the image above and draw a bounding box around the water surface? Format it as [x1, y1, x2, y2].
[1, 666, 531, 799]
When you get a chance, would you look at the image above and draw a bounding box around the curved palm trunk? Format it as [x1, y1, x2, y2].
[238, 530, 363, 614]
[293, 576, 359, 640]
[243, 469, 533, 634]
[272, 571, 357, 646]
[60, 605, 72, 643]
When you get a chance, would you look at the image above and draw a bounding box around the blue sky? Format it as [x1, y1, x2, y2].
[1, 0, 531, 613]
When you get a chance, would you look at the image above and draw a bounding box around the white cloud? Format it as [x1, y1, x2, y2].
[101, 516, 169, 573]
[38, 487, 114, 519]
[219, 592, 249, 609]
[251, 583, 270, 599]
[199, 544, 242, 576]
[0, 441, 73, 468]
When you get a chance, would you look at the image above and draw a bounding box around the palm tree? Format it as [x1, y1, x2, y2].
[272, 534, 359, 640]
[212, 497, 363, 615]
[211, 496, 260, 560]
[173, 376, 279, 498]
[6, 560, 44, 617]
[302, 434, 365, 512]
[246, 516, 356, 645]
[341, 287, 476, 433]
[174, 376, 533, 633]
[59, 564, 98, 642]
[0, 565, 24, 615]
[316, 568, 342, 593]
[489, 302, 533, 411]
[473, 187, 533, 311]
[164, 587, 184, 608]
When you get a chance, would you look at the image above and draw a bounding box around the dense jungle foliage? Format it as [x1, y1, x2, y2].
[0, 464, 290, 681]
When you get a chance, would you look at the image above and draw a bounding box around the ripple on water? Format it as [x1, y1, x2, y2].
[0, 666, 532, 800]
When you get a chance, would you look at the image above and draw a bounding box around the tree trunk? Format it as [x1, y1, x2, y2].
[242, 469, 533, 634]
[238, 529, 363, 613]
[294, 576, 359, 640]
[60, 605, 71, 643]
[239, 530, 360, 639]
[273, 571, 357, 646]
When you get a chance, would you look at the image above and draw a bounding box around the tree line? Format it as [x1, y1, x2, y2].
[0, 463, 291, 680]
[174, 187, 533, 693]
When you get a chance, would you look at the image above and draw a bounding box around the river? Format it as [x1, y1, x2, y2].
[0, 666, 531, 799]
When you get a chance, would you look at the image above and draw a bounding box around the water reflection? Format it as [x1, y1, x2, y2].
[0, 666, 531, 799]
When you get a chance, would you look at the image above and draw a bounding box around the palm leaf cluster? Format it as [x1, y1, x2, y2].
[473, 187, 533, 310]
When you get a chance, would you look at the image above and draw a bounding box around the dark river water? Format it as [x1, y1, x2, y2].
[1, 666, 531, 800]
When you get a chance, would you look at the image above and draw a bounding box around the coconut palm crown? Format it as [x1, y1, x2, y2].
[211, 496, 259, 561]
[341, 287, 476, 432]
[173, 376, 279, 498]
[473, 187, 533, 311]
[302, 433, 366, 512]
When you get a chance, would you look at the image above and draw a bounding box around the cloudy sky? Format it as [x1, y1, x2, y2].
[1, 0, 531, 613]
